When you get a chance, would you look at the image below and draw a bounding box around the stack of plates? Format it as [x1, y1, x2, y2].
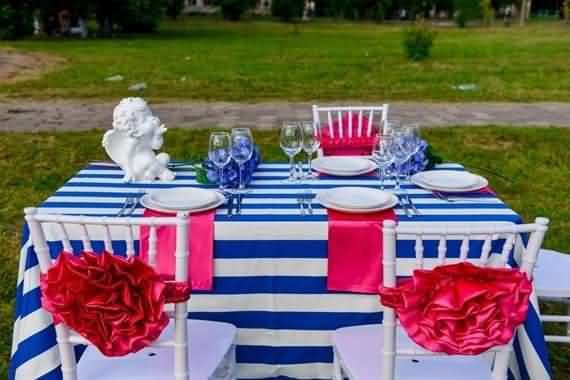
[411, 170, 488, 193]
[141, 187, 225, 213]
[311, 156, 376, 177]
[316, 187, 398, 213]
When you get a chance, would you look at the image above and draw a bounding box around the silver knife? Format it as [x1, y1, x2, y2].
[236, 193, 243, 215]
[227, 193, 234, 217]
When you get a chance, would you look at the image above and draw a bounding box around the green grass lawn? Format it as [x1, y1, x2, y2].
[1, 18, 570, 102]
[1, 126, 569, 378]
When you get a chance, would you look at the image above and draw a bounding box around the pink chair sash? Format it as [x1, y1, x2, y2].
[379, 262, 532, 355]
[41, 251, 191, 357]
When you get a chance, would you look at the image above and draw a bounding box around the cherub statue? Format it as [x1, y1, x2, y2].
[102, 98, 175, 182]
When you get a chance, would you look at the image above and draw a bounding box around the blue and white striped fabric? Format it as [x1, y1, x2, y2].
[10, 162, 552, 380]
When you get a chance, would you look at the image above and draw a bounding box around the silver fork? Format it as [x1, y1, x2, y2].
[116, 197, 133, 217]
[297, 197, 306, 216]
[397, 194, 411, 217]
[304, 189, 313, 215]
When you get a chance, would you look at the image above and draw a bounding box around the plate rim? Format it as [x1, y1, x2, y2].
[411, 171, 488, 193]
[316, 187, 398, 213]
[141, 191, 225, 214]
[148, 187, 220, 210]
[312, 157, 377, 177]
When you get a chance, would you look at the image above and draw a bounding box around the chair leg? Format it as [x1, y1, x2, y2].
[567, 302, 570, 337]
[333, 348, 344, 380]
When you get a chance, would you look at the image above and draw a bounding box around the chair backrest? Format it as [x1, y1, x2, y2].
[24, 207, 191, 380]
[312, 104, 389, 139]
[381, 218, 549, 380]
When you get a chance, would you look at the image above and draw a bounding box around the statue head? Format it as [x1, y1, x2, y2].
[112, 97, 166, 150]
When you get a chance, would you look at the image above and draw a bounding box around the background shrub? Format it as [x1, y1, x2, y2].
[454, 0, 480, 27]
[219, 0, 253, 20]
[271, 0, 305, 21]
[166, 0, 186, 19]
[0, 0, 34, 39]
[115, 0, 164, 33]
[402, 22, 436, 61]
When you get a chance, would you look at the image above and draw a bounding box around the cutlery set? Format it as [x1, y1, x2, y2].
[226, 192, 244, 217]
[297, 194, 314, 216]
[116, 196, 139, 217]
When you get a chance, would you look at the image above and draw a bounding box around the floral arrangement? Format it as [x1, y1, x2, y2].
[409, 139, 442, 174]
[196, 145, 261, 188]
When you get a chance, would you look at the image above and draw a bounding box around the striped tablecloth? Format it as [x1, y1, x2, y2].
[10, 162, 551, 380]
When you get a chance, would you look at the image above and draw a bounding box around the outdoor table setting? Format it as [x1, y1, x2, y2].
[10, 99, 552, 380]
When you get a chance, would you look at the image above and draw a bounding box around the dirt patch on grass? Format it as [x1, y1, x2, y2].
[0, 49, 65, 83]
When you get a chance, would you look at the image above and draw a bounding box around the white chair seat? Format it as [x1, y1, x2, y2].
[534, 249, 570, 298]
[78, 319, 237, 380]
[334, 324, 493, 380]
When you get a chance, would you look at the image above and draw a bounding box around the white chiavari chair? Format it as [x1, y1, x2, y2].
[25, 208, 237, 380]
[534, 249, 570, 344]
[312, 105, 389, 156]
[332, 218, 549, 380]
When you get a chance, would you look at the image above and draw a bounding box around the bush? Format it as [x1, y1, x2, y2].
[166, 0, 186, 19]
[271, 0, 304, 21]
[454, 0, 480, 27]
[115, 0, 164, 33]
[220, 0, 253, 20]
[402, 22, 436, 61]
[0, 1, 34, 39]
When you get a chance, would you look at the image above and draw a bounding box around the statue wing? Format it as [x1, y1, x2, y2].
[102, 130, 134, 169]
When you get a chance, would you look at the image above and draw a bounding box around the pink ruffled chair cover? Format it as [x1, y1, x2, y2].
[321, 114, 379, 156]
[41, 251, 191, 357]
[378, 262, 532, 355]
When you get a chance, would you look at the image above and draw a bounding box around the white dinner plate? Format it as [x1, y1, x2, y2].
[142, 190, 225, 213]
[316, 187, 398, 213]
[411, 170, 488, 193]
[149, 187, 219, 210]
[312, 156, 377, 177]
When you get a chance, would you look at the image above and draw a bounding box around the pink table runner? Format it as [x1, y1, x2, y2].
[327, 208, 397, 293]
[140, 208, 215, 290]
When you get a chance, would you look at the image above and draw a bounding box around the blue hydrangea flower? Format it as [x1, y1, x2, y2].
[203, 145, 261, 188]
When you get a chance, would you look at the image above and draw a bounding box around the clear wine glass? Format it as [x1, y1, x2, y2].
[372, 135, 394, 190]
[230, 128, 254, 191]
[403, 124, 421, 181]
[280, 122, 303, 182]
[392, 130, 410, 192]
[300, 121, 321, 180]
[208, 132, 232, 191]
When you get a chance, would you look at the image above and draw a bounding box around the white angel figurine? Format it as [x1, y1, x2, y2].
[102, 98, 175, 182]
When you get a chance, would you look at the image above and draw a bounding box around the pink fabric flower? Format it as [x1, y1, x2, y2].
[41, 251, 191, 357]
[379, 262, 532, 355]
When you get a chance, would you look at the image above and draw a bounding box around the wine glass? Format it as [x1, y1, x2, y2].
[230, 128, 254, 191]
[208, 132, 232, 191]
[280, 122, 303, 182]
[372, 135, 394, 190]
[300, 121, 321, 180]
[392, 130, 410, 191]
[403, 124, 421, 181]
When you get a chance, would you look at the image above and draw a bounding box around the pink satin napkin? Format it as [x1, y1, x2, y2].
[140, 208, 215, 290]
[321, 114, 379, 156]
[327, 208, 396, 293]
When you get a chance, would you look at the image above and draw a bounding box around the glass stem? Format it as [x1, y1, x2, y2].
[395, 164, 401, 191]
[380, 167, 385, 190]
[289, 156, 295, 180]
[307, 153, 312, 177]
[218, 166, 224, 190]
[238, 164, 244, 189]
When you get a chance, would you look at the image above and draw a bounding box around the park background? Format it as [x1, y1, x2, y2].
[1, 0, 570, 378]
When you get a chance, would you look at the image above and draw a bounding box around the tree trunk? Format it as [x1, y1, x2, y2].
[519, 0, 527, 25]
